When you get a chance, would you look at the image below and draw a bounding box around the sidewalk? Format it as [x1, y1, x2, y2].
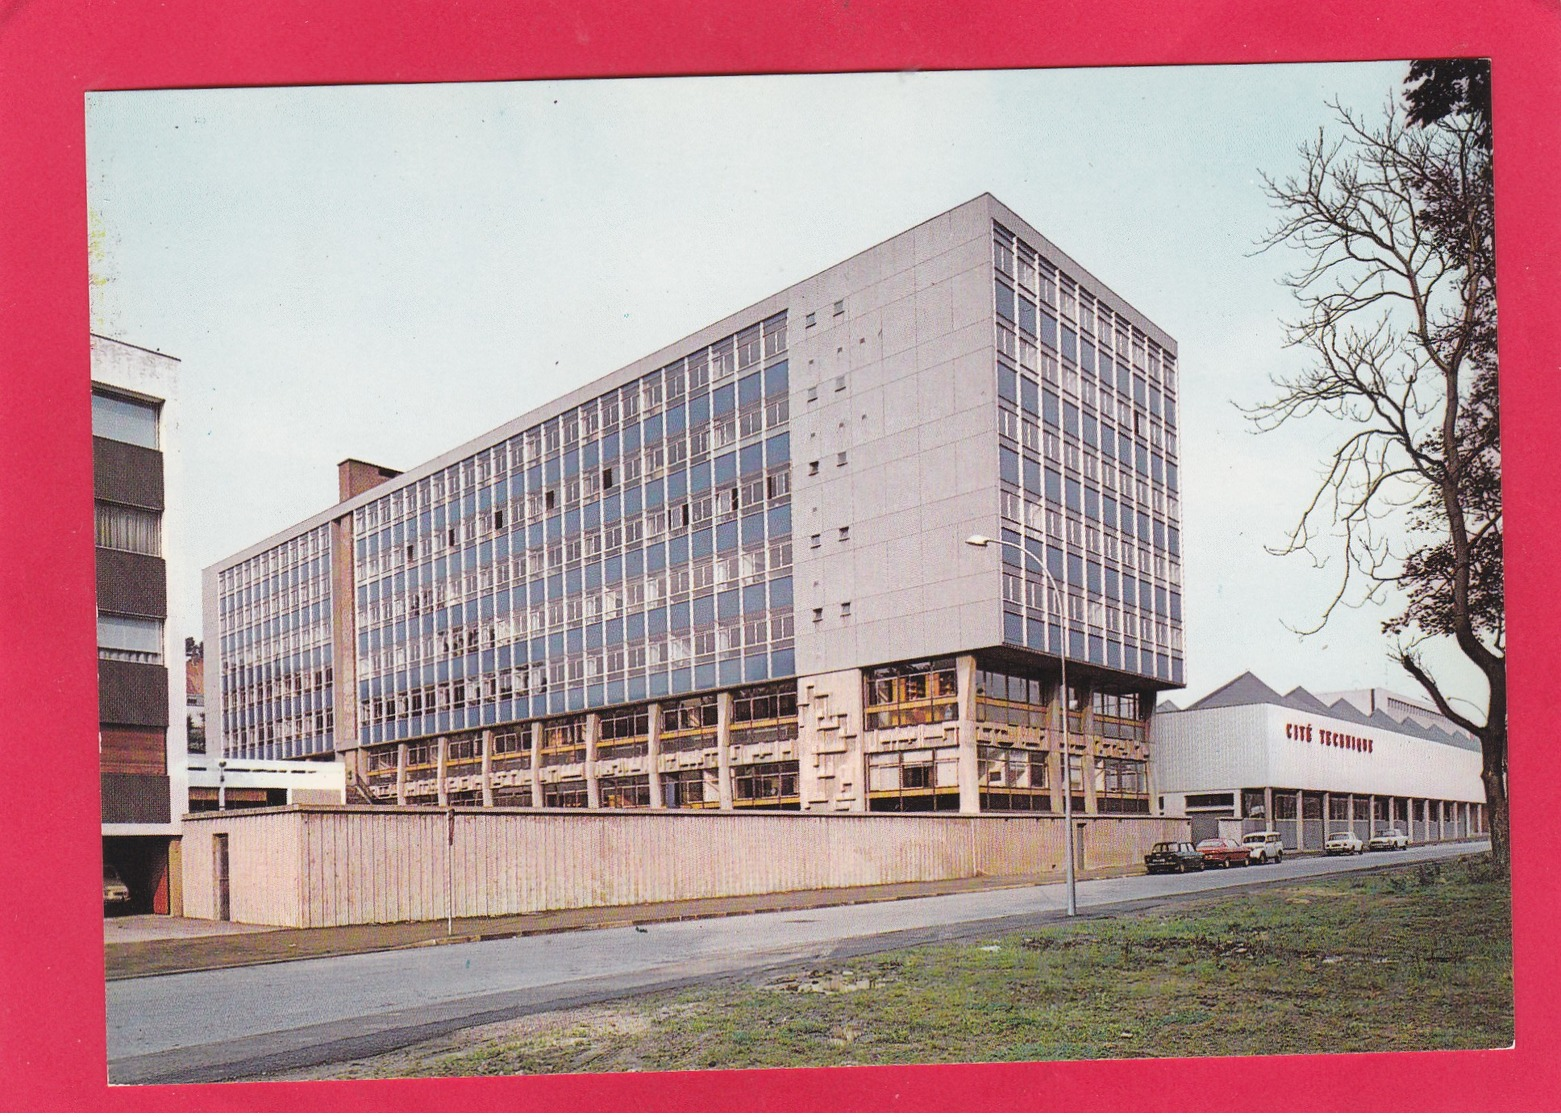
[105, 865, 1137, 981]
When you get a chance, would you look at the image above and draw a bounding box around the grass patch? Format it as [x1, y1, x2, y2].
[287, 856, 1512, 1078]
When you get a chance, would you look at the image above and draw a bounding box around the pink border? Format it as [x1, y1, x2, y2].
[2, 0, 1557, 1109]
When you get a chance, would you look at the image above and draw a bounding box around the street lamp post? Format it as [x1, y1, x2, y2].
[965, 533, 1078, 917]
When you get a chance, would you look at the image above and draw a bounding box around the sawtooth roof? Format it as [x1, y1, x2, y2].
[1179, 672, 1480, 752]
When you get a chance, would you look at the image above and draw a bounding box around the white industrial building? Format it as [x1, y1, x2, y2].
[1152, 672, 1487, 849]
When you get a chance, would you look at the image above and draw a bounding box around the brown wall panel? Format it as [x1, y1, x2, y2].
[93, 437, 164, 510]
[102, 773, 171, 824]
[96, 549, 167, 618]
[98, 660, 169, 727]
[100, 725, 166, 774]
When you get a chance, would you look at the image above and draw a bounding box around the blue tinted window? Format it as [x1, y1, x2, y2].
[742, 583, 766, 614]
[741, 511, 766, 544]
[692, 529, 713, 558]
[715, 452, 737, 484]
[1041, 313, 1058, 349]
[713, 383, 735, 415]
[1043, 391, 1059, 427]
[1020, 376, 1038, 416]
[1063, 402, 1079, 437]
[1065, 478, 1081, 512]
[668, 535, 690, 566]
[689, 394, 710, 426]
[670, 601, 691, 631]
[692, 596, 715, 626]
[765, 360, 788, 397]
[1062, 328, 1077, 363]
[1045, 468, 1061, 503]
[689, 461, 712, 494]
[667, 470, 688, 501]
[739, 372, 763, 406]
[646, 542, 666, 571]
[1023, 456, 1041, 496]
[995, 282, 1015, 322]
[769, 576, 793, 607]
[716, 520, 738, 553]
[740, 443, 764, 476]
[767, 505, 791, 537]
[1000, 447, 1020, 485]
[666, 403, 686, 434]
[998, 364, 1018, 404]
[717, 590, 740, 621]
[766, 431, 789, 464]
[1018, 297, 1037, 337]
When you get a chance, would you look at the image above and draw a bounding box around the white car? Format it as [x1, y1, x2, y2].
[1324, 830, 1364, 855]
[1241, 831, 1284, 864]
[1368, 828, 1410, 851]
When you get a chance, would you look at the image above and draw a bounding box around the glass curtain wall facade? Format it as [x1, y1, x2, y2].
[350, 314, 793, 751]
[991, 221, 1184, 686]
[214, 524, 334, 759]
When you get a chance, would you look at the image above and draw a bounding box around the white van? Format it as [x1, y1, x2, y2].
[1241, 831, 1284, 864]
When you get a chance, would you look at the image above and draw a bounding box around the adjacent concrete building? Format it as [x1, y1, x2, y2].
[1152, 672, 1488, 848]
[205, 194, 1186, 821]
[94, 334, 188, 914]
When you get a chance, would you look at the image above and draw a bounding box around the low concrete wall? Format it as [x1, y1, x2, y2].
[181, 807, 1189, 928]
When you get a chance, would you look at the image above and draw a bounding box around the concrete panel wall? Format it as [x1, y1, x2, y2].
[182, 806, 1188, 928]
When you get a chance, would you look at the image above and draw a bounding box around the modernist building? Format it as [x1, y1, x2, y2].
[94, 334, 188, 914]
[205, 194, 1186, 818]
[1152, 672, 1488, 848]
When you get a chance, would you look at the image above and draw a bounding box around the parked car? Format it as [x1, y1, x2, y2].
[1144, 840, 1207, 874]
[1241, 831, 1284, 864]
[1368, 827, 1410, 850]
[1195, 837, 1252, 868]
[103, 864, 131, 909]
[1325, 830, 1365, 855]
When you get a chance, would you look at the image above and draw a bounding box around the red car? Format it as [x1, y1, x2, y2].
[1195, 837, 1252, 868]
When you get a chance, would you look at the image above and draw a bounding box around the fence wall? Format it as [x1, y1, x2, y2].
[181, 807, 1188, 928]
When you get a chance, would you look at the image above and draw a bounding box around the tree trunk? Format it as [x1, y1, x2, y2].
[1480, 733, 1509, 871]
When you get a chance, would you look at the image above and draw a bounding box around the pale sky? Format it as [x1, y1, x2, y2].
[84, 62, 1490, 716]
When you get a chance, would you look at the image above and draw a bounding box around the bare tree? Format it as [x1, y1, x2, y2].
[1251, 93, 1506, 868]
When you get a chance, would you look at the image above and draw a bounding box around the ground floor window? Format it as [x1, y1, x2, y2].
[867, 747, 960, 812]
[542, 779, 588, 808]
[732, 761, 800, 810]
[447, 788, 482, 806]
[599, 774, 652, 808]
[663, 768, 719, 808]
[1097, 756, 1149, 814]
[978, 744, 1051, 812]
[492, 784, 532, 807]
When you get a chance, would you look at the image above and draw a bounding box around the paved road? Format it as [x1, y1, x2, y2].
[108, 840, 1488, 1084]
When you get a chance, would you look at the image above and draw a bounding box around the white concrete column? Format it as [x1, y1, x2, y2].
[528, 720, 543, 807]
[647, 702, 665, 808]
[584, 713, 601, 809]
[716, 691, 734, 811]
[480, 729, 494, 807]
[1323, 791, 1331, 834]
[1263, 786, 1274, 829]
[396, 741, 408, 805]
[1296, 792, 1307, 851]
[435, 735, 448, 807]
[955, 654, 980, 815]
[1438, 799, 1446, 840]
